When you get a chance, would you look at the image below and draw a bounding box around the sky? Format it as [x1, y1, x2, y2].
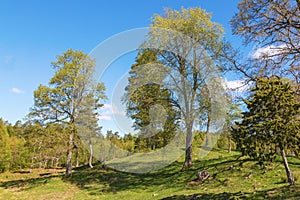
[0, 0, 248, 134]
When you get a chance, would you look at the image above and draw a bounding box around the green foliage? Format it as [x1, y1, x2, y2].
[0, 120, 11, 172]
[193, 131, 206, 145]
[15, 121, 69, 169]
[216, 133, 236, 150]
[9, 135, 29, 170]
[29, 49, 106, 176]
[125, 49, 179, 151]
[125, 8, 228, 167]
[232, 76, 300, 163]
[150, 7, 224, 52]
[145, 7, 227, 167]
[119, 133, 135, 152]
[217, 96, 242, 151]
[0, 121, 31, 170]
[30, 49, 106, 126]
[128, 83, 179, 151]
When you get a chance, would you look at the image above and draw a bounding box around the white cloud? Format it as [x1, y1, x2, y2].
[11, 87, 25, 94]
[226, 79, 250, 92]
[98, 103, 126, 121]
[251, 45, 285, 60]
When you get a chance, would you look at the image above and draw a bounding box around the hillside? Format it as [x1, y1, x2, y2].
[0, 149, 300, 200]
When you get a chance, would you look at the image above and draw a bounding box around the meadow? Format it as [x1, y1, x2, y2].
[1, 149, 300, 200]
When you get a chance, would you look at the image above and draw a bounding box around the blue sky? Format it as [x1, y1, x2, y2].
[0, 0, 245, 133]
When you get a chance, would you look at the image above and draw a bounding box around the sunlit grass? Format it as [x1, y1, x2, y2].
[0, 149, 300, 199]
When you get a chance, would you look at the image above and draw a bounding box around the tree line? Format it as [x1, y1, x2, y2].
[0, 118, 232, 172]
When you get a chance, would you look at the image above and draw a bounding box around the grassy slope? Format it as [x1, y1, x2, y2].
[1, 149, 300, 200]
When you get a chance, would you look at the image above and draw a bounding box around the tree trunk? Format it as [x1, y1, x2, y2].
[55, 158, 59, 168]
[75, 144, 79, 168]
[182, 124, 193, 170]
[65, 130, 74, 178]
[51, 158, 55, 168]
[147, 138, 151, 150]
[44, 159, 48, 168]
[205, 109, 211, 148]
[280, 148, 294, 185]
[88, 140, 93, 168]
[228, 134, 231, 153]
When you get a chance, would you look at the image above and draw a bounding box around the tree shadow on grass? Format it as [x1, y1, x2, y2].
[64, 152, 252, 197]
[65, 160, 186, 195]
[64, 153, 253, 196]
[161, 185, 300, 200]
[67, 153, 300, 198]
[2, 153, 299, 199]
[161, 191, 246, 200]
[0, 171, 64, 191]
[248, 185, 300, 200]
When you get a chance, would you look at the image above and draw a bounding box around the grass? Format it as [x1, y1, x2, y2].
[1, 149, 300, 199]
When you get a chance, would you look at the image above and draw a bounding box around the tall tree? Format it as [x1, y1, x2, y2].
[232, 76, 300, 185]
[29, 49, 106, 177]
[140, 8, 226, 169]
[125, 50, 179, 151]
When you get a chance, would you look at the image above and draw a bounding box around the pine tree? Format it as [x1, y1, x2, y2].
[232, 76, 300, 185]
[125, 49, 179, 151]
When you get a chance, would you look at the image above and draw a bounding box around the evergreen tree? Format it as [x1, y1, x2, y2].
[125, 49, 179, 151]
[232, 76, 300, 185]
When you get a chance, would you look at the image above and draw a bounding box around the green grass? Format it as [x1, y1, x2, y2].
[1, 149, 300, 199]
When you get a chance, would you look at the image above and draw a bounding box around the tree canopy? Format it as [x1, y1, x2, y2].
[231, 0, 300, 82]
[126, 7, 227, 169]
[30, 49, 106, 177]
